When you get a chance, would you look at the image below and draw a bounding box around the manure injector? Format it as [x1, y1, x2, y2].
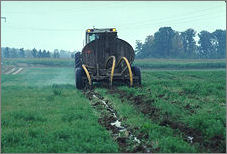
[75, 28, 141, 89]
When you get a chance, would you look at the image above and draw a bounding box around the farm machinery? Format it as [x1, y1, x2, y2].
[75, 28, 141, 89]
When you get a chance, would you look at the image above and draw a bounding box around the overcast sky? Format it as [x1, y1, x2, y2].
[1, 1, 226, 52]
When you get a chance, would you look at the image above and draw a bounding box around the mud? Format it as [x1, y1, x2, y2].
[206, 135, 226, 153]
[183, 103, 201, 114]
[109, 89, 160, 121]
[108, 87, 225, 153]
[98, 115, 119, 134]
[84, 90, 151, 153]
[159, 119, 203, 143]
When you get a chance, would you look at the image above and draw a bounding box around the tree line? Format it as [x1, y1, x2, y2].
[1, 47, 77, 59]
[2, 27, 225, 59]
[135, 27, 226, 59]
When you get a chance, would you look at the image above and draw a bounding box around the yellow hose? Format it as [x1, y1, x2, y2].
[117, 57, 133, 87]
[82, 64, 92, 86]
[105, 56, 116, 86]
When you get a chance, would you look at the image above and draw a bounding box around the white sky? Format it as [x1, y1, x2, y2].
[1, 1, 226, 52]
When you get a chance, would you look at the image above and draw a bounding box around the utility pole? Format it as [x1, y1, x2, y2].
[1, 17, 6, 22]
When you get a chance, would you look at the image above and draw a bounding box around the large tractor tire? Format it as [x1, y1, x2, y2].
[75, 52, 82, 68]
[75, 67, 85, 89]
[131, 66, 141, 85]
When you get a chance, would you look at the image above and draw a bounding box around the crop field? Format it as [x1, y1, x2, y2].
[2, 58, 226, 69]
[1, 58, 226, 153]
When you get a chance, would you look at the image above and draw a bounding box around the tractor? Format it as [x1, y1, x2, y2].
[75, 28, 141, 89]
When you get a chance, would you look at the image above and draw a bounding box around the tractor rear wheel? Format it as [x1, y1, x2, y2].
[131, 66, 141, 85]
[75, 67, 85, 89]
[75, 52, 82, 68]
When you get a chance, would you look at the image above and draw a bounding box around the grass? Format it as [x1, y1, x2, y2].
[2, 58, 74, 67]
[2, 58, 226, 69]
[95, 88, 198, 153]
[1, 58, 226, 153]
[133, 58, 226, 69]
[115, 69, 226, 152]
[1, 67, 119, 153]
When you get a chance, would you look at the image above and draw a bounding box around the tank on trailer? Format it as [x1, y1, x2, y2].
[75, 28, 141, 89]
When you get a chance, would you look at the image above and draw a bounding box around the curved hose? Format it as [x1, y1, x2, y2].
[105, 56, 116, 86]
[82, 64, 92, 86]
[117, 57, 133, 87]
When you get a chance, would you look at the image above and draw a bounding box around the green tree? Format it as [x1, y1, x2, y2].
[31, 48, 37, 58]
[53, 49, 60, 58]
[170, 32, 184, 58]
[10, 48, 18, 58]
[136, 36, 155, 58]
[153, 27, 176, 57]
[38, 49, 42, 58]
[135, 40, 143, 55]
[43, 50, 47, 58]
[3, 47, 10, 58]
[212, 29, 226, 58]
[19, 48, 25, 58]
[46, 51, 51, 58]
[143, 35, 155, 57]
[181, 28, 197, 57]
[198, 31, 216, 58]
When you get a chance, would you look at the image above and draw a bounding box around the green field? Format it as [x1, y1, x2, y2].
[134, 58, 226, 69]
[1, 67, 119, 152]
[1, 58, 226, 153]
[2, 58, 226, 69]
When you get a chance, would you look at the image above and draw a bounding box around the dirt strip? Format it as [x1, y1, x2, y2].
[108, 88, 226, 153]
[3, 66, 13, 74]
[12, 68, 23, 75]
[83, 90, 152, 153]
[5, 68, 16, 74]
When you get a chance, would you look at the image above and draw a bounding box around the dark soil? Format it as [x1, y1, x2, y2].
[184, 103, 197, 114]
[159, 119, 203, 143]
[83, 90, 152, 153]
[206, 135, 226, 153]
[98, 114, 119, 134]
[108, 87, 225, 153]
[109, 89, 160, 121]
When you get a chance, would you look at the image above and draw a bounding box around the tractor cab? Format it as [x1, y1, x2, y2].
[85, 28, 117, 44]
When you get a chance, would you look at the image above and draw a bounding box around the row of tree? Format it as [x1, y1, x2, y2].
[1, 27, 225, 59]
[31, 48, 51, 58]
[135, 27, 226, 59]
[1, 47, 77, 59]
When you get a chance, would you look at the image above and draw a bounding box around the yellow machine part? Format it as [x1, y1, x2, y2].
[82, 56, 133, 87]
[82, 64, 92, 86]
[117, 57, 133, 87]
[105, 56, 116, 86]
